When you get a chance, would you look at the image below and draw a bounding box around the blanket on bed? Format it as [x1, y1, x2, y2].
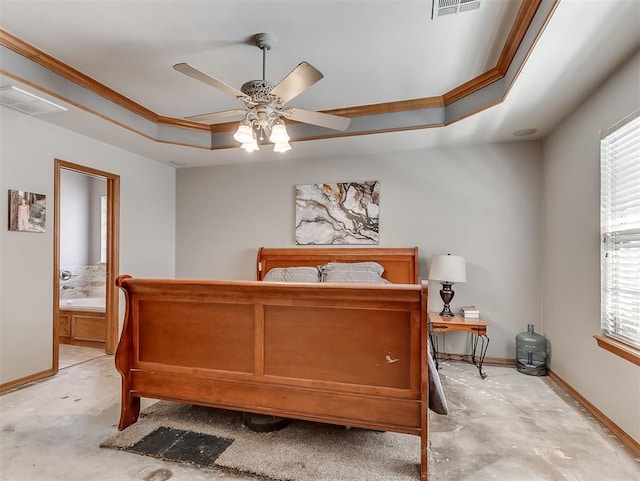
[428, 351, 448, 415]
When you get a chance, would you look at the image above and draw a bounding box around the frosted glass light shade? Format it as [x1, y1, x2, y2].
[241, 140, 259, 152]
[428, 254, 467, 283]
[273, 141, 291, 153]
[269, 123, 290, 143]
[233, 124, 255, 144]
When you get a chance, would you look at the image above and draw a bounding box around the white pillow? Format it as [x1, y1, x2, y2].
[263, 267, 321, 283]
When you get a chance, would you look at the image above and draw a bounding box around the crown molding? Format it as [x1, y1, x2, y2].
[0, 29, 157, 122]
[497, 0, 544, 75]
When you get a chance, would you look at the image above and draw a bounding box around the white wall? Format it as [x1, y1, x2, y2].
[176, 141, 543, 360]
[0, 107, 176, 385]
[542, 51, 640, 443]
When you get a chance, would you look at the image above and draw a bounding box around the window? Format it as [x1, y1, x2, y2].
[600, 110, 640, 351]
[100, 195, 107, 264]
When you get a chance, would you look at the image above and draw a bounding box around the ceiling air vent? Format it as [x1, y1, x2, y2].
[433, 0, 481, 18]
[0, 86, 68, 115]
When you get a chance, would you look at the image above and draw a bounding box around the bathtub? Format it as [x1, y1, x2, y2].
[59, 297, 105, 312]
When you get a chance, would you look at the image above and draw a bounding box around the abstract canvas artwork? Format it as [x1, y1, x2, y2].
[295, 181, 379, 245]
[7, 189, 46, 233]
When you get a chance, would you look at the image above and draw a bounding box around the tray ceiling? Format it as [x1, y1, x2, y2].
[0, 0, 638, 167]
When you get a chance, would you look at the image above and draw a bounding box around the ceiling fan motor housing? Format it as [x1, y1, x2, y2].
[241, 80, 281, 105]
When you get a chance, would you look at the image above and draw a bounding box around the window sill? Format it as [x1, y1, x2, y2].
[594, 335, 640, 366]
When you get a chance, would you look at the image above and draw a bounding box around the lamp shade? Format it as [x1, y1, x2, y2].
[428, 254, 467, 283]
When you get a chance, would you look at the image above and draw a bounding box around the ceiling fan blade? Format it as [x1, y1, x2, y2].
[173, 63, 249, 101]
[283, 107, 351, 131]
[184, 109, 247, 123]
[270, 62, 324, 104]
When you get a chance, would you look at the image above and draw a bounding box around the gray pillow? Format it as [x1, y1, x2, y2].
[263, 267, 321, 283]
[321, 262, 390, 284]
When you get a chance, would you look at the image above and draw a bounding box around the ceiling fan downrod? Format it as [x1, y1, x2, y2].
[254, 33, 274, 81]
[240, 33, 279, 104]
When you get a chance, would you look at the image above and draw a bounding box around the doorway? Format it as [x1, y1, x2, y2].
[53, 159, 120, 372]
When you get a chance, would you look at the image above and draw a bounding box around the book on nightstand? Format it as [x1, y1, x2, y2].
[460, 306, 480, 318]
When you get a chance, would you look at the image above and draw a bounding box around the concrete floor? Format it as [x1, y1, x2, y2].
[58, 344, 106, 369]
[2, 347, 249, 481]
[429, 361, 640, 481]
[1, 347, 638, 481]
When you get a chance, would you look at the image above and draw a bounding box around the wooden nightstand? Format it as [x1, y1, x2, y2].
[428, 312, 490, 379]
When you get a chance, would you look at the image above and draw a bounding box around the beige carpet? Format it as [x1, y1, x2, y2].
[102, 401, 423, 481]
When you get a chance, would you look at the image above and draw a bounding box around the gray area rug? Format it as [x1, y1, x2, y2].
[102, 401, 423, 481]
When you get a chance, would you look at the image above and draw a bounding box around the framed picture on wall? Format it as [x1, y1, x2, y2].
[295, 181, 380, 245]
[7, 189, 46, 233]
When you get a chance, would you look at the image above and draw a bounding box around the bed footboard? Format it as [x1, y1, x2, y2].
[115, 275, 430, 480]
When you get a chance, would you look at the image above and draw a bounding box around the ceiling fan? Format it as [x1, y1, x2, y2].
[173, 33, 351, 152]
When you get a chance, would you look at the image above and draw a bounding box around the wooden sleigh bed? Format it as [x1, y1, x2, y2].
[115, 247, 433, 480]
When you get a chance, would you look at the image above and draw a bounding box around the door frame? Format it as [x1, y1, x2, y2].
[53, 159, 120, 371]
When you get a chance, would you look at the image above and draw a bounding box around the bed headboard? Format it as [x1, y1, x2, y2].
[256, 247, 419, 284]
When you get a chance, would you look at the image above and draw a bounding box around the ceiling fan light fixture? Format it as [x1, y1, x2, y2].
[233, 123, 255, 144]
[269, 122, 290, 144]
[273, 141, 292, 153]
[175, 32, 350, 154]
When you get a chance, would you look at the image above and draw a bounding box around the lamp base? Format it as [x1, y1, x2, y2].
[439, 305, 454, 317]
[439, 282, 455, 317]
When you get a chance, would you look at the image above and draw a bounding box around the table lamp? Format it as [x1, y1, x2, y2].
[428, 254, 467, 316]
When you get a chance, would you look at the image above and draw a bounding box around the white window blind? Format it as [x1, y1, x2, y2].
[601, 109, 640, 350]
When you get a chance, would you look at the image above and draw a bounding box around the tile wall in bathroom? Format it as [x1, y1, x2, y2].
[59, 265, 106, 299]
